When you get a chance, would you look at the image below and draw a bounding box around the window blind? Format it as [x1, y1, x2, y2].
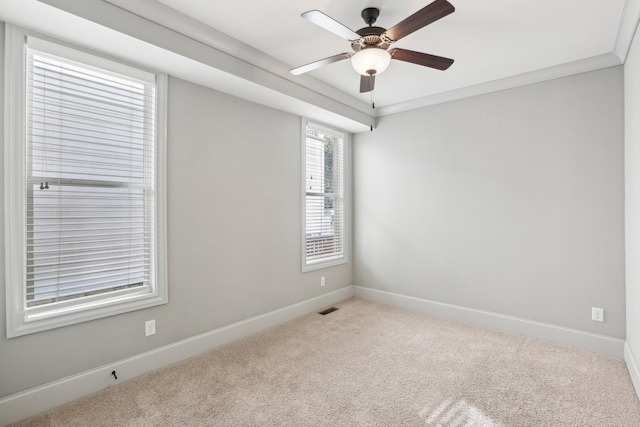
[25, 44, 157, 317]
[305, 124, 345, 264]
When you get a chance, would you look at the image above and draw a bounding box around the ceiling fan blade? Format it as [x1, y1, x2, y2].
[360, 74, 375, 93]
[383, 0, 455, 42]
[290, 52, 352, 75]
[302, 10, 361, 41]
[390, 48, 454, 70]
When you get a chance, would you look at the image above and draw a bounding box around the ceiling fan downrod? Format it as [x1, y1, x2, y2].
[361, 7, 380, 26]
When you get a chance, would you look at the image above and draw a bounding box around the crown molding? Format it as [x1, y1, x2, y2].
[14, 0, 637, 127]
[375, 53, 622, 117]
[614, 0, 640, 62]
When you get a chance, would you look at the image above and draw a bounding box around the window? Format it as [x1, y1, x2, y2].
[5, 27, 167, 337]
[302, 120, 347, 271]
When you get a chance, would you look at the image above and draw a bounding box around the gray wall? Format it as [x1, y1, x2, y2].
[0, 34, 352, 397]
[625, 19, 640, 380]
[354, 66, 625, 338]
[0, 17, 629, 400]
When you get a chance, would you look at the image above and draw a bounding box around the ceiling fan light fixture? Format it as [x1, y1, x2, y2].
[351, 48, 391, 76]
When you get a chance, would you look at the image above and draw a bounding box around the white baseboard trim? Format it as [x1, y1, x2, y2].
[0, 286, 354, 426]
[354, 286, 625, 359]
[625, 342, 640, 401]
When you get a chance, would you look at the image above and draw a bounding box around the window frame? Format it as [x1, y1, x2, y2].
[301, 119, 350, 272]
[4, 25, 168, 338]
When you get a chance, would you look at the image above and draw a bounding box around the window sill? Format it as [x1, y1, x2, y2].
[8, 292, 167, 338]
[303, 256, 348, 273]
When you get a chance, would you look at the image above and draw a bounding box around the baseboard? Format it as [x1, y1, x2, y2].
[354, 286, 625, 359]
[0, 286, 354, 426]
[625, 342, 640, 401]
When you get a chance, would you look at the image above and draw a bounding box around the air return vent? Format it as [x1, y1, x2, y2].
[318, 307, 339, 315]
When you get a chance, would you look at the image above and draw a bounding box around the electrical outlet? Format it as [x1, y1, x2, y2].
[145, 319, 156, 336]
[592, 307, 604, 322]
[320, 276, 326, 287]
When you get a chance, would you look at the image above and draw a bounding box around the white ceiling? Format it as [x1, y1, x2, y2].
[152, 0, 629, 107]
[0, 0, 639, 131]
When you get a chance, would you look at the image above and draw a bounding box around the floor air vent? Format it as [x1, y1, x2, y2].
[318, 307, 339, 315]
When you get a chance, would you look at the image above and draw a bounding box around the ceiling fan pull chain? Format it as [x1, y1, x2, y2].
[371, 85, 375, 109]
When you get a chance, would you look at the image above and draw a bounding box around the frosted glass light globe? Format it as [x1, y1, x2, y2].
[351, 48, 391, 76]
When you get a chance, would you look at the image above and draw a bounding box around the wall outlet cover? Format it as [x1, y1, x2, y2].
[145, 319, 156, 336]
[592, 307, 604, 322]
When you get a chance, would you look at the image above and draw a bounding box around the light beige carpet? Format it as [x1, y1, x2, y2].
[13, 298, 640, 426]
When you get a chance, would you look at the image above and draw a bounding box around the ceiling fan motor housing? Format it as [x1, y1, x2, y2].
[352, 27, 390, 52]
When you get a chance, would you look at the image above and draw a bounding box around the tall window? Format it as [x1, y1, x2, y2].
[5, 29, 167, 337]
[303, 121, 346, 271]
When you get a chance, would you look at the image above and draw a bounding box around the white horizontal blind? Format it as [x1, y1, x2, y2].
[25, 43, 157, 317]
[305, 124, 344, 264]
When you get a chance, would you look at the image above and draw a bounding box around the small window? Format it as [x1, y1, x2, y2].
[302, 120, 347, 271]
[5, 27, 167, 337]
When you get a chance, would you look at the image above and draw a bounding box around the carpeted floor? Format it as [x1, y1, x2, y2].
[13, 298, 640, 426]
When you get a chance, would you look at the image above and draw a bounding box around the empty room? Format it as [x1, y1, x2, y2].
[2, 0, 640, 425]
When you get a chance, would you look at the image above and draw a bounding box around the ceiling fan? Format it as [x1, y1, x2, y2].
[290, 0, 455, 94]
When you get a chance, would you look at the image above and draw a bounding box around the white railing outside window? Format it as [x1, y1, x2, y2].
[302, 121, 346, 271]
